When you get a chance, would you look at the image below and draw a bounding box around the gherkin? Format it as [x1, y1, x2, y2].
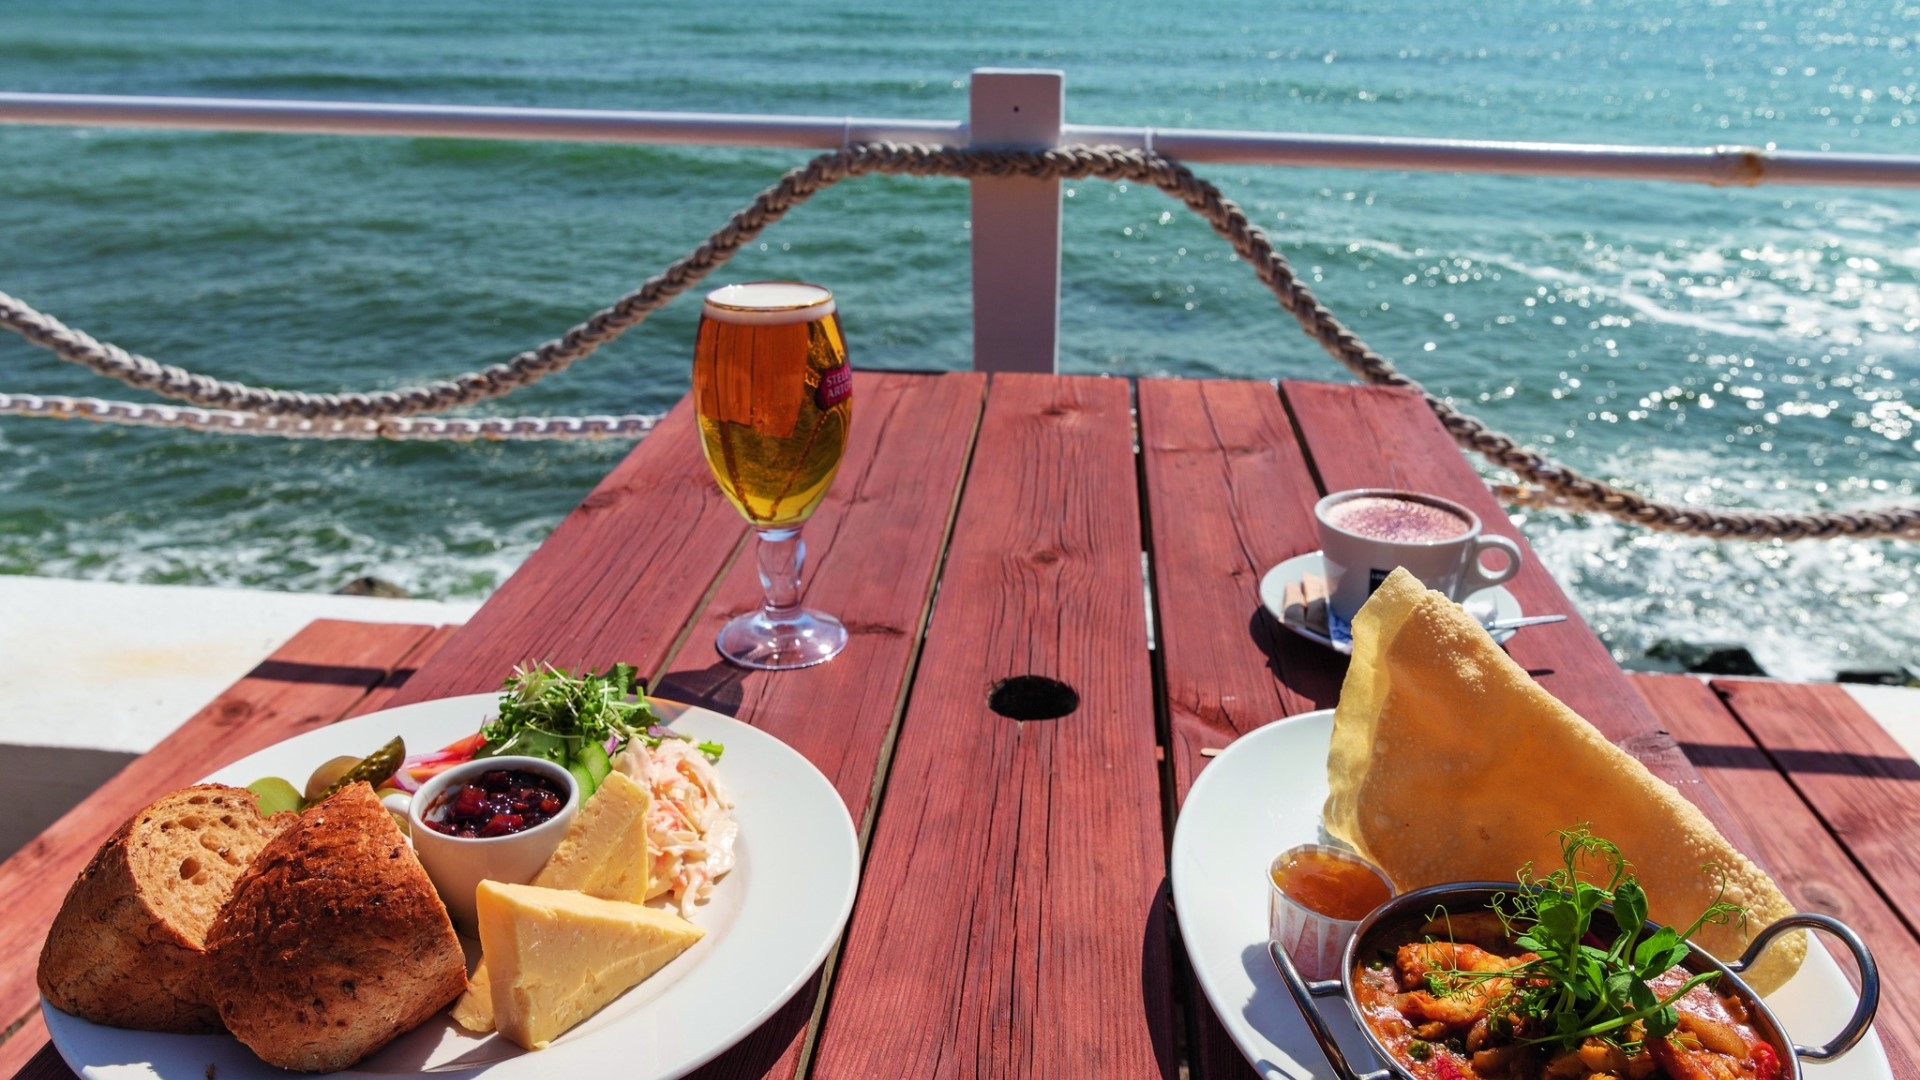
[314, 737, 406, 806]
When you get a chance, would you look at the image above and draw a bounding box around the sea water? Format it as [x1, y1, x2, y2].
[1, 0, 1915, 679]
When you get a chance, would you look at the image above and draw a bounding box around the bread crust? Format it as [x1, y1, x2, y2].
[205, 782, 466, 1072]
[37, 784, 289, 1033]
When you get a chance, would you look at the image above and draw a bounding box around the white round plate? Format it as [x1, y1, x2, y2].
[44, 693, 860, 1080]
[1170, 710, 1892, 1080]
[1257, 551, 1521, 655]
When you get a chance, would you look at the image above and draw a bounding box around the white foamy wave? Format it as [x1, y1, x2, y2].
[24, 513, 544, 601]
[1522, 513, 1917, 682]
[1499, 439, 1919, 680]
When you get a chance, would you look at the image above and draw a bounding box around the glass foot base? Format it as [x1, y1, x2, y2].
[716, 608, 848, 670]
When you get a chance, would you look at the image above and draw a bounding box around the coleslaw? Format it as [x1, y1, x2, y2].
[614, 737, 738, 914]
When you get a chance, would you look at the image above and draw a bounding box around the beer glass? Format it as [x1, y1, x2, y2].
[692, 282, 852, 669]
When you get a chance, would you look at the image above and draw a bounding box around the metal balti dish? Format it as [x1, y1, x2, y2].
[1269, 883, 1880, 1080]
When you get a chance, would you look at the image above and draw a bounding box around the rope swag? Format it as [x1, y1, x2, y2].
[1, 143, 1914, 539]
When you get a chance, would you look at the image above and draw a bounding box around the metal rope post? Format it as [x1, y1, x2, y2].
[967, 69, 1065, 374]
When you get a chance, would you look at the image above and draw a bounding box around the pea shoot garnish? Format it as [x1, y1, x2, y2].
[478, 661, 724, 793]
[1428, 827, 1746, 1053]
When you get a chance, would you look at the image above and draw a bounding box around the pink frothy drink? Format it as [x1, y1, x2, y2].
[1323, 495, 1471, 544]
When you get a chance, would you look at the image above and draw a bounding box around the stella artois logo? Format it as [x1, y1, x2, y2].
[814, 363, 852, 410]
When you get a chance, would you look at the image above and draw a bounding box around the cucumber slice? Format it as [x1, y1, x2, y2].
[577, 740, 613, 785]
[566, 759, 598, 799]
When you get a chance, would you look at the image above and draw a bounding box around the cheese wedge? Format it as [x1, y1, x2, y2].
[475, 880, 704, 1050]
[450, 772, 655, 1033]
[532, 770, 653, 901]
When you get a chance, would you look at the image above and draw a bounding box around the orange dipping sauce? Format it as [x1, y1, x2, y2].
[1271, 848, 1392, 921]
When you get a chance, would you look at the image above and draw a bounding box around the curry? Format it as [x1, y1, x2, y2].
[1354, 909, 1781, 1080]
[1341, 829, 1786, 1080]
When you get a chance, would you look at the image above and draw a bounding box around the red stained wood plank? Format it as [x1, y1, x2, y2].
[347, 623, 462, 718]
[1138, 377, 1340, 803]
[1710, 679, 1920, 943]
[385, 394, 750, 705]
[657, 370, 986, 1080]
[0, 1015, 49, 1080]
[811, 374, 1176, 1078]
[1278, 381, 1743, 837]
[1635, 674, 1920, 1080]
[1138, 378, 1331, 1080]
[0, 619, 432, 1080]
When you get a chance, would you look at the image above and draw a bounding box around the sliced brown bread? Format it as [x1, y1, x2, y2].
[205, 782, 466, 1073]
[37, 784, 293, 1033]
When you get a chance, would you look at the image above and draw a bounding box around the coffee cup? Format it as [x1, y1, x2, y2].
[1314, 489, 1522, 622]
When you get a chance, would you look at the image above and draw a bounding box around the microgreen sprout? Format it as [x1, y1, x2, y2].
[1423, 826, 1746, 1054]
[483, 661, 722, 762]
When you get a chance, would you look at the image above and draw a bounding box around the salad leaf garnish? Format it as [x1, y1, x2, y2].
[480, 661, 722, 761]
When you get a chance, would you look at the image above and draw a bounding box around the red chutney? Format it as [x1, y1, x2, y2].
[1353, 924, 1780, 1080]
[425, 768, 568, 838]
[1272, 849, 1393, 922]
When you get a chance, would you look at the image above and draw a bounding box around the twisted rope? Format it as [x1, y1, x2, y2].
[2, 143, 1913, 538]
[0, 393, 659, 440]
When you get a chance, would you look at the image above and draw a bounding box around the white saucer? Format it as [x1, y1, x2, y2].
[1257, 551, 1522, 655]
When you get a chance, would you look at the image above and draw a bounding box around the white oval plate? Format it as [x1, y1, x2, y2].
[44, 693, 860, 1080]
[1170, 710, 1891, 1080]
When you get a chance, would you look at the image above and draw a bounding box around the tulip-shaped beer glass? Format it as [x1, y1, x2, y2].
[691, 282, 852, 669]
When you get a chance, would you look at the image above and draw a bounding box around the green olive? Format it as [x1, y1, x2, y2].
[304, 755, 362, 803]
[247, 776, 305, 816]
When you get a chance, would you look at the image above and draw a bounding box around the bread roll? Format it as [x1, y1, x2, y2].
[38, 784, 291, 1033]
[205, 782, 466, 1072]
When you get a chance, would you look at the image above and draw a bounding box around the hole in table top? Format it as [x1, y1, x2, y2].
[989, 676, 1079, 721]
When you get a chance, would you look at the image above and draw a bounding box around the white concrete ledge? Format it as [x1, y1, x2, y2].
[1846, 684, 1920, 765]
[0, 575, 480, 753]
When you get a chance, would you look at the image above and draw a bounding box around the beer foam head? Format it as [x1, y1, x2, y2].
[703, 282, 837, 325]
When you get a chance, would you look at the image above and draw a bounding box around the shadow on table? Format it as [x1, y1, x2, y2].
[1679, 740, 1920, 780]
[1144, 879, 1181, 1080]
[249, 658, 394, 687]
[654, 661, 749, 718]
[1245, 608, 1344, 710]
[0, 744, 138, 862]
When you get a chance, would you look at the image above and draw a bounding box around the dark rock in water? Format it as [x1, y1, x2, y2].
[1619, 652, 1687, 674]
[1692, 647, 1769, 677]
[334, 575, 410, 599]
[1835, 666, 1918, 687]
[1642, 639, 1769, 677]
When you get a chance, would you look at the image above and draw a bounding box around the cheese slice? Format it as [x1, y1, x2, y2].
[475, 880, 704, 1050]
[532, 770, 653, 901]
[450, 772, 655, 1033]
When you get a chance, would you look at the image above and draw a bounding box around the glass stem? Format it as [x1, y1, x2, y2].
[754, 526, 806, 622]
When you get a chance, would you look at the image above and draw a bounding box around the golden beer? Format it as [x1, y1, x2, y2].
[692, 282, 852, 528]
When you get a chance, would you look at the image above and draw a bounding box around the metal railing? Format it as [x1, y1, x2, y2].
[6, 68, 1920, 371]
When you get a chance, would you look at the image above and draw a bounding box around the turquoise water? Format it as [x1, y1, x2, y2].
[2, 0, 1916, 679]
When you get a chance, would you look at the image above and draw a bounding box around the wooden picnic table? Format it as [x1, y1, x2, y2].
[2, 373, 1915, 1080]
